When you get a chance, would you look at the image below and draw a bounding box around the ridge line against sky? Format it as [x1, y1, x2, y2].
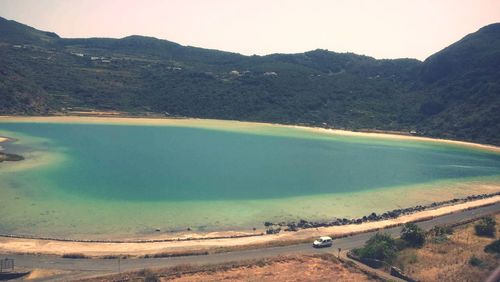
[1, 0, 500, 60]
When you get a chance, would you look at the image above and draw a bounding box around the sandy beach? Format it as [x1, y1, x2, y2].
[0, 195, 498, 256]
[302, 126, 500, 153]
[1, 115, 499, 154]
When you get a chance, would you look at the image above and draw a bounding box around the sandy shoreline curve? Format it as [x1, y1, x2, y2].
[0, 196, 498, 256]
[1, 115, 499, 153]
[0, 115, 499, 256]
[0, 136, 13, 144]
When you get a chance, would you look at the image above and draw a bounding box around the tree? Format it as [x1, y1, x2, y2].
[474, 216, 496, 237]
[484, 239, 500, 254]
[401, 223, 426, 247]
[469, 256, 483, 267]
[355, 233, 398, 263]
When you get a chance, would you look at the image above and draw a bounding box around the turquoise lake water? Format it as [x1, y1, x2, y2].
[0, 120, 499, 239]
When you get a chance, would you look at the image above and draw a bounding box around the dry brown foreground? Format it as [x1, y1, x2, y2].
[78, 254, 381, 282]
[78, 214, 500, 282]
[395, 214, 500, 282]
[0, 196, 499, 257]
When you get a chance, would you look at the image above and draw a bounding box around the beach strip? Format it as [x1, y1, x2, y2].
[0, 195, 498, 257]
[1, 115, 499, 154]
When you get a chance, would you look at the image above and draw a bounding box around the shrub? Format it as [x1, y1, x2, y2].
[484, 239, 500, 254]
[354, 233, 398, 263]
[474, 216, 496, 237]
[401, 223, 426, 247]
[102, 255, 120, 259]
[469, 256, 483, 267]
[430, 225, 453, 237]
[150, 250, 209, 258]
[394, 238, 409, 250]
[61, 253, 88, 259]
[141, 269, 160, 282]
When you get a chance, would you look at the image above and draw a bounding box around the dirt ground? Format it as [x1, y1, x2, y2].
[22, 269, 71, 280]
[81, 254, 380, 282]
[396, 214, 500, 282]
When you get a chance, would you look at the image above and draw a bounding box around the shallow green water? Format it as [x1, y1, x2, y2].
[0, 121, 499, 238]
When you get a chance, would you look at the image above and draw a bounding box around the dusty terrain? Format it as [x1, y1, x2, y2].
[22, 269, 71, 281]
[396, 214, 500, 282]
[79, 254, 380, 282]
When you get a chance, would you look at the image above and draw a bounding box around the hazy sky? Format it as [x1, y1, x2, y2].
[1, 0, 499, 60]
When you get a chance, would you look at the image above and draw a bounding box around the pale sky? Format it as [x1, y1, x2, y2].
[1, 0, 499, 60]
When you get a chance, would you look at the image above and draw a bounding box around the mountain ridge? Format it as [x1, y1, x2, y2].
[1, 16, 499, 145]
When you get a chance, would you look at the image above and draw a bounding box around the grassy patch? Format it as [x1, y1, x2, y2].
[142, 250, 209, 258]
[395, 213, 500, 282]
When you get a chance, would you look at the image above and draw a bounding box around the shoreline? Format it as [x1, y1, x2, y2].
[0, 195, 498, 256]
[0, 191, 498, 244]
[1, 115, 500, 154]
[0, 135, 24, 162]
[0, 115, 499, 256]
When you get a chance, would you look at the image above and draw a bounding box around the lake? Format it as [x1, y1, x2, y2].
[0, 118, 499, 239]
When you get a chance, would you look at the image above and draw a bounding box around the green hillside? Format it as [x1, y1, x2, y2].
[0, 17, 499, 145]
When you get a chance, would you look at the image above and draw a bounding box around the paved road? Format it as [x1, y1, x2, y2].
[4, 202, 499, 281]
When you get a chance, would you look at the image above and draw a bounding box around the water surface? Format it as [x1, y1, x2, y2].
[0, 120, 499, 238]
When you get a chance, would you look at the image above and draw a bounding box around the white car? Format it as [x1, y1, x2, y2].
[313, 236, 333, 248]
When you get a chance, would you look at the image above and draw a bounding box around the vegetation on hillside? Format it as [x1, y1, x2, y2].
[353, 233, 399, 264]
[353, 216, 499, 281]
[1, 16, 499, 145]
[474, 216, 497, 237]
[484, 239, 500, 253]
[401, 223, 426, 247]
[353, 224, 427, 266]
[395, 215, 500, 282]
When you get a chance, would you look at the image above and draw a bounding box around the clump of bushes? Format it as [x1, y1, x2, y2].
[426, 225, 453, 244]
[430, 225, 454, 236]
[353, 224, 426, 266]
[148, 250, 209, 258]
[401, 223, 426, 247]
[353, 233, 398, 263]
[61, 253, 88, 259]
[474, 216, 496, 237]
[428, 225, 453, 243]
[140, 269, 160, 282]
[484, 239, 500, 254]
[469, 255, 483, 267]
[101, 255, 129, 259]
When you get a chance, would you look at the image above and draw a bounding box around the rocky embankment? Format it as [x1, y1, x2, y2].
[0, 152, 24, 162]
[264, 192, 500, 234]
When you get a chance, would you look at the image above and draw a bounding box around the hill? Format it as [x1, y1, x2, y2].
[417, 23, 500, 142]
[0, 17, 499, 145]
